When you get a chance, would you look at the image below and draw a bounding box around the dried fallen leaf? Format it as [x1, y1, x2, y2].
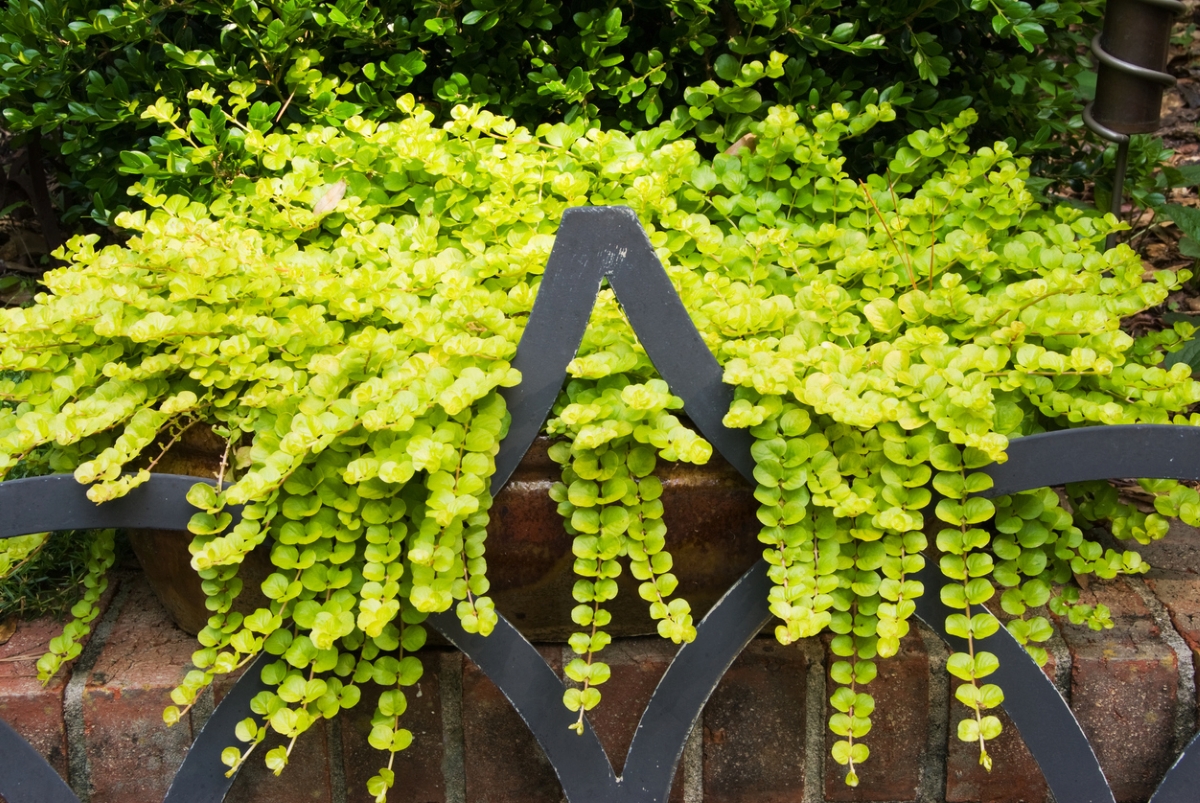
[0, 231, 48, 262]
[1145, 243, 1170, 262]
[313, 179, 347, 215]
[724, 133, 757, 156]
[0, 617, 17, 646]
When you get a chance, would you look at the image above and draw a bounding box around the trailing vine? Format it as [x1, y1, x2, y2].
[546, 376, 705, 726]
[1, 92, 1199, 797]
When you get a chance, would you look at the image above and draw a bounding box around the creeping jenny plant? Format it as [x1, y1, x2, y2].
[2, 94, 1200, 796]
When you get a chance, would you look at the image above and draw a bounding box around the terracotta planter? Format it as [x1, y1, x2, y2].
[130, 428, 763, 640]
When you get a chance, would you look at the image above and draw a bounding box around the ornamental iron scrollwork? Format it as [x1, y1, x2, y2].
[0, 207, 1198, 803]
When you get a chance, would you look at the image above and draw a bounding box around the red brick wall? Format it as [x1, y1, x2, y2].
[3, 522, 1198, 803]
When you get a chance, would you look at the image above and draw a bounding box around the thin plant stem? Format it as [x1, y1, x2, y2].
[860, 180, 915, 291]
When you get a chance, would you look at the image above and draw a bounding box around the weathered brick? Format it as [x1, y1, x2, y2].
[461, 645, 563, 802]
[581, 637, 683, 801]
[1139, 519, 1200, 706]
[944, 687, 1052, 803]
[703, 637, 807, 803]
[0, 571, 121, 786]
[0, 615, 73, 780]
[944, 633, 1055, 803]
[166, 619, 331, 801]
[341, 649, 446, 803]
[5, 538, 1197, 803]
[82, 576, 198, 803]
[483, 439, 762, 641]
[1058, 577, 1178, 803]
[224, 720, 332, 803]
[825, 631, 928, 803]
[208, 653, 333, 803]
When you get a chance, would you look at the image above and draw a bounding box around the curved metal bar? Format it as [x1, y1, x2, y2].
[0, 473, 241, 540]
[622, 426, 1200, 803]
[443, 205, 761, 800]
[0, 474, 249, 802]
[620, 553, 1115, 803]
[1083, 102, 1132, 145]
[988, 424, 1200, 495]
[491, 209, 608, 492]
[1091, 32, 1177, 86]
[5, 209, 1200, 803]
[980, 424, 1200, 802]
[163, 654, 272, 803]
[494, 205, 756, 492]
[912, 562, 1116, 803]
[1135, 0, 1186, 11]
[427, 611, 621, 801]
[620, 557, 772, 801]
[1152, 728, 1200, 803]
[0, 717, 81, 803]
[601, 207, 756, 485]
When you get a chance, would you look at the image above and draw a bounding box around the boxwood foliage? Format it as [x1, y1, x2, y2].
[4, 95, 1198, 796]
[0, 0, 1101, 228]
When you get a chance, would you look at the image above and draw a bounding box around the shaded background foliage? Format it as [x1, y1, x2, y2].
[0, 0, 1102, 231]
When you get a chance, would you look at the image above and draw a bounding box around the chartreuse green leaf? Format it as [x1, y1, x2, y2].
[3, 88, 1194, 800]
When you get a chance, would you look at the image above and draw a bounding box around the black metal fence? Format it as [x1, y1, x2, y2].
[1, 207, 1199, 803]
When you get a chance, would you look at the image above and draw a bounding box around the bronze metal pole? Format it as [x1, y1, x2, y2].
[1083, 0, 1183, 249]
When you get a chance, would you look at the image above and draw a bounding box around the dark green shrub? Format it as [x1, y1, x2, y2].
[1, 0, 1101, 228]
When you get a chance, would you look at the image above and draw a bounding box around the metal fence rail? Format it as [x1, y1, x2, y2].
[0, 206, 1198, 803]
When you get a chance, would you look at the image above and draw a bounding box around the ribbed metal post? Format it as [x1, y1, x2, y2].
[1083, 0, 1183, 249]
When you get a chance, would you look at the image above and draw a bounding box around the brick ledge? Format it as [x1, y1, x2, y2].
[1, 521, 1199, 803]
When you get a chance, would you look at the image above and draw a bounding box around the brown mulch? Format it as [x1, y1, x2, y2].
[1132, 0, 1200, 312]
